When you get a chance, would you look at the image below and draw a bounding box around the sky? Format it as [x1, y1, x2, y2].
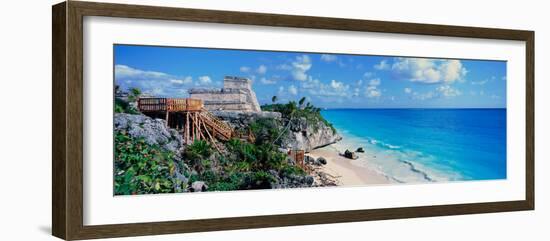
[114, 44, 506, 109]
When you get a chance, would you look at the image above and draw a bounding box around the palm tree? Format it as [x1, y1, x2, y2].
[271, 95, 278, 104]
[298, 97, 306, 108]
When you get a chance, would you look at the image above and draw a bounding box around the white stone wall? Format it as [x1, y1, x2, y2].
[188, 77, 262, 112]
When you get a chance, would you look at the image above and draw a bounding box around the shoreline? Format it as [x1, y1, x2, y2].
[308, 144, 392, 186]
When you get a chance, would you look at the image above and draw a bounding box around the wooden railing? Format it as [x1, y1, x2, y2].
[137, 98, 235, 142]
[138, 98, 203, 112]
[199, 108, 233, 140]
[138, 98, 167, 111]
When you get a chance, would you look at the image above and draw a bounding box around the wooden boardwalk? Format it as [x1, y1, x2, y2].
[138, 98, 254, 147]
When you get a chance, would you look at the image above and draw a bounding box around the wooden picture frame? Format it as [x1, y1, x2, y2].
[52, 1, 534, 240]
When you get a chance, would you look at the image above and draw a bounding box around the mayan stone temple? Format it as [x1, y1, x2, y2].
[189, 76, 262, 112]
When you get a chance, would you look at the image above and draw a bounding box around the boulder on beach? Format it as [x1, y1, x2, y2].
[343, 149, 358, 160]
[304, 155, 316, 164]
[356, 147, 365, 153]
[316, 157, 327, 165]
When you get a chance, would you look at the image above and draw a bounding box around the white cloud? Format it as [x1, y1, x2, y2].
[404, 87, 412, 94]
[291, 55, 312, 81]
[320, 54, 337, 62]
[471, 79, 489, 85]
[115, 65, 168, 79]
[115, 65, 206, 97]
[369, 78, 381, 86]
[363, 78, 382, 98]
[288, 85, 298, 95]
[277, 64, 292, 70]
[303, 78, 349, 97]
[330, 79, 345, 90]
[170, 77, 192, 85]
[365, 86, 381, 98]
[256, 65, 267, 74]
[278, 86, 285, 95]
[260, 77, 276, 85]
[353, 88, 360, 96]
[338, 61, 346, 68]
[363, 72, 374, 78]
[240, 66, 251, 73]
[436, 85, 462, 97]
[301, 77, 320, 89]
[374, 60, 390, 70]
[198, 76, 212, 85]
[412, 91, 436, 100]
[390, 58, 468, 84]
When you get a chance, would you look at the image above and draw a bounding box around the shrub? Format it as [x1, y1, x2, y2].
[261, 99, 336, 134]
[114, 131, 180, 195]
[280, 164, 306, 177]
[249, 118, 286, 145]
[246, 171, 277, 189]
[184, 140, 213, 173]
[114, 97, 139, 114]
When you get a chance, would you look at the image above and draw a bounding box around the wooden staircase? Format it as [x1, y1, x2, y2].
[198, 108, 233, 141]
[138, 98, 236, 145]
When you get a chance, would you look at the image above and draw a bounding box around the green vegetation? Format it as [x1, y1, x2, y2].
[114, 85, 141, 114]
[114, 131, 183, 195]
[184, 133, 305, 191]
[271, 95, 278, 104]
[249, 117, 286, 146]
[115, 128, 310, 194]
[113, 95, 327, 195]
[261, 98, 336, 134]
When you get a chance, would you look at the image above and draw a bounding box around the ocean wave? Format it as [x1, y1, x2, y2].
[332, 129, 456, 183]
[399, 160, 435, 182]
[367, 138, 401, 149]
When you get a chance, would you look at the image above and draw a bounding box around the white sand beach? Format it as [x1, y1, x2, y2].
[308, 145, 391, 186]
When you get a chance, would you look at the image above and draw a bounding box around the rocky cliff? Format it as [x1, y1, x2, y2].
[114, 113, 185, 157]
[280, 117, 342, 152]
[211, 111, 341, 152]
[211, 110, 282, 129]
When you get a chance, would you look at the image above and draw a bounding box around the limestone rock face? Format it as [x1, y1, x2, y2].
[114, 113, 189, 192]
[211, 111, 282, 129]
[281, 117, 342, 152]
[114, 113, 184, 156]
[189, 181, 209, 192]
[212, 111, 341, 152]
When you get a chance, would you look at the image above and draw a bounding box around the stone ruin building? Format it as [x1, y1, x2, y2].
[188, 76, 261, 112]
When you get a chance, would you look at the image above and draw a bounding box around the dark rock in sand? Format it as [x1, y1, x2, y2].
[304, 155, 316, 164]
[316, 157, 327, 165]
[343, 149, 358, 159]
[356, 147, 365, 153]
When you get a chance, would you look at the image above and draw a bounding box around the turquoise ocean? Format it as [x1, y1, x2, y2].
[320, 109, 507, 183]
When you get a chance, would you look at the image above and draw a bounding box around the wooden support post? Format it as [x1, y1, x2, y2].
[194, 112, 200, 141]
[200, 116, 222, 153]
[191, 113, 195, 142]
[165, 111, 169, 127]
[197, 113, 202, 140]
[185, 111, 190, 144]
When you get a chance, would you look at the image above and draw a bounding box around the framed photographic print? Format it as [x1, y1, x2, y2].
[52, 1, 534, 240]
